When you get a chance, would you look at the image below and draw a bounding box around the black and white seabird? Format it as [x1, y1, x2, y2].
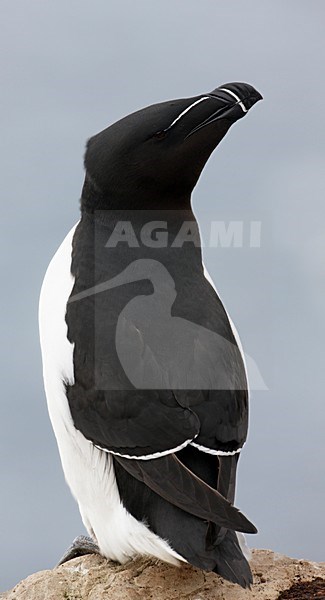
[39, 82, 262, 588]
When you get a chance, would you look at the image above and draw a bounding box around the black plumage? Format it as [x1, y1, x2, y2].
[55, 82, 262, 587]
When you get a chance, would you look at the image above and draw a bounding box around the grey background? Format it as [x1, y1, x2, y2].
[1, 0, 324, 591]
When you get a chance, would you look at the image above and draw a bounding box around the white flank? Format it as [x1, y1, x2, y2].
[39, 222, 185, 566]
[219, 88, 248, 113]
[236, 532, 252, 561]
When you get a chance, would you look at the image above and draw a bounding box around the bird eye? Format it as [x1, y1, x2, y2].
[153, 130, 167, 140]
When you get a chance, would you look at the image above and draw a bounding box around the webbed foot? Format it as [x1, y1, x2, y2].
[57, 535, 100, 565]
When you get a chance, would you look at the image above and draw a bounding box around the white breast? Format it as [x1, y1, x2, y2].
[38, 223, 184, 566]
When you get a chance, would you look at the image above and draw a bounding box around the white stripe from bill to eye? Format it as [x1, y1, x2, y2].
[219, 88, 248, 113]
[167, 96, 210, 129]
[190, 441, 243, 456]
[94, 434, 197, 461]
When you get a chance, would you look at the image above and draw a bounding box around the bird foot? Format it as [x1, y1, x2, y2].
[57, 535, 100, 565]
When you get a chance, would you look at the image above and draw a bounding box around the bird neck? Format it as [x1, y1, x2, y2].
[80, 173, 192, 212]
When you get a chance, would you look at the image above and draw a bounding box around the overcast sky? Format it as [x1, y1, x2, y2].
[1, 0, 325, 592]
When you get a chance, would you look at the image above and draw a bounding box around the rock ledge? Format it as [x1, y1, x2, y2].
[2, 549, 325, 599]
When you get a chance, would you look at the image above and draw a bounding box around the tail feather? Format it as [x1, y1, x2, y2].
[114, 453, 257, 534]
[113, 450, 255, 589]
[211, 529, 253, 588]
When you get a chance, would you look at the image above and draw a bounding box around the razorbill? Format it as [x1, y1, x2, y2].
[39, 82, 262, 588]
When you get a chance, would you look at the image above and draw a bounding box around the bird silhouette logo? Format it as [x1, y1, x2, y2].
[70, 258, 266, 390]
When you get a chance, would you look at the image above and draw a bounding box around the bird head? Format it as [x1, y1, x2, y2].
[82, 82, 262, 210]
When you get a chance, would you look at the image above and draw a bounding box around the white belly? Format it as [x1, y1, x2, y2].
[38, 223, 183, 566]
